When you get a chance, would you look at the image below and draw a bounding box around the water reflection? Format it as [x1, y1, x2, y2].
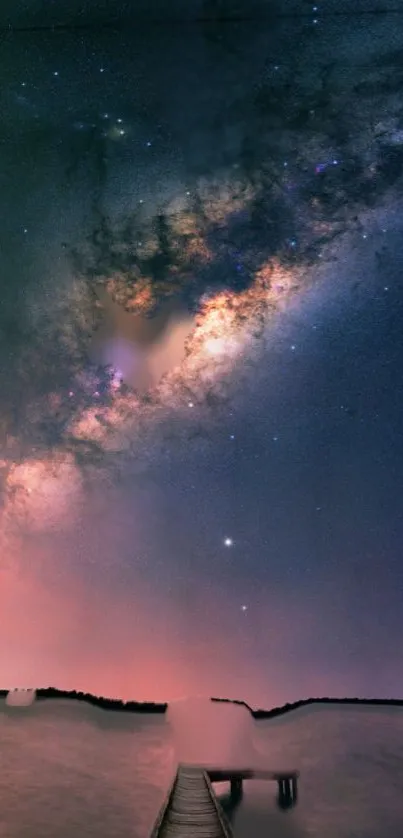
[0, 701, 403, 837]
[218, 787, 243, 825]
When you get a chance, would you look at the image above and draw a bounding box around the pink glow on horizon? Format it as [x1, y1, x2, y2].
[0, 556, 377, 708]
[0, 559, 304, 707]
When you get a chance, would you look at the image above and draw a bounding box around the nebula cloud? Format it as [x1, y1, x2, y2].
[1, 453, 85, 546]
[89, 284, 195, 393]
[2, 66, 403, 548]
[3, 256, 304, 544]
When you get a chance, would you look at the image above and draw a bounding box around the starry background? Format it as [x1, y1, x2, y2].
[1, 0, 403, 706]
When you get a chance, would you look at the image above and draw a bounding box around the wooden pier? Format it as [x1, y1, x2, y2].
[150, 764, 233, 838]
[150, 764, 299, 837]
[206, 766, 299, 808]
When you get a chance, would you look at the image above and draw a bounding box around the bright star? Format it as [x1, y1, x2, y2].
[224, 537, 233, 547]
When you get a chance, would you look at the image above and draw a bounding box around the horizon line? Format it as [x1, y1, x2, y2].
[2, 687, 403, 717]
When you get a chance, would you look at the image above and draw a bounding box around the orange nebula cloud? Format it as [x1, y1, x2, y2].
[0, 259, 305, 540]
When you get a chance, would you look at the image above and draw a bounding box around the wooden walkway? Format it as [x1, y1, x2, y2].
[150, 764, 233, 838]
[150, 764, 299, 838]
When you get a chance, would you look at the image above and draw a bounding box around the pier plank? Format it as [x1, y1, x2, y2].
[151, 765, 233, 838]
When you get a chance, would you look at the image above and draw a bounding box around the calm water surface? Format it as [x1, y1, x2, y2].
[1, 700, 403, 838]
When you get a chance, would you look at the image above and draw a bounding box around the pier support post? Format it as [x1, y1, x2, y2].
[277, 776, 298, 809]
[230, 778, 243, 799]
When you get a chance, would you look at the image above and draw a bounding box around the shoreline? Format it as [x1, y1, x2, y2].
[2, 687, 402, 717]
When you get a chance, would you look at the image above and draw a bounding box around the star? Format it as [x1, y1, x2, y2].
[224, 537, 233, 547]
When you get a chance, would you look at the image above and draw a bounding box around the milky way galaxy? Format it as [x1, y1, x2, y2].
[1, 11, 403, 705]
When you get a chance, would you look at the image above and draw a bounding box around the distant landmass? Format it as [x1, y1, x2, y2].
[210, 695, 403, 719]
[1, 688, 403, 716]
[0, 687, 167, 713]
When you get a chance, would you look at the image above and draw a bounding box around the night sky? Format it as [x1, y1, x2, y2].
[1, 2, 403, 707]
